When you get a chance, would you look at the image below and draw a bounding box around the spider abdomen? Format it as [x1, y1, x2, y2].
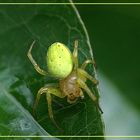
[47, 42, 73, 78]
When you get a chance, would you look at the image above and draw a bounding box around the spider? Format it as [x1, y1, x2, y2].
[27, 40, 103, 130]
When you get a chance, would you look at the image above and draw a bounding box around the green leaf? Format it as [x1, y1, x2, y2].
[0, 84, 53, 138]
[0, 0, 104, 139]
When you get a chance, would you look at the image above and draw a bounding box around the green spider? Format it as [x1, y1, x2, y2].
[27, 40, 103, 130]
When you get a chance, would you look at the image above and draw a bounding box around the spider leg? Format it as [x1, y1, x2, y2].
[33, 86, 46, 116]
[33, 84, 65, 131]
[78, 68, 99, 85]
[73, 40, 79, 70]
[77, 79, 103, 114]
[46, 92, 63, 131]
[80, 89, 84, 99]
[81, 59, 96, 70]
[27, 41, 47, 76]
[33, 84, 59, 114]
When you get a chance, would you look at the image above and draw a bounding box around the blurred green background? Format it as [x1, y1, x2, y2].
[77, 3, 140, 138]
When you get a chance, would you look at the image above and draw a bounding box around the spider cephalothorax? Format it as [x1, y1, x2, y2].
[27, 40, 102, 130]
[59, 70, 82, 103]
